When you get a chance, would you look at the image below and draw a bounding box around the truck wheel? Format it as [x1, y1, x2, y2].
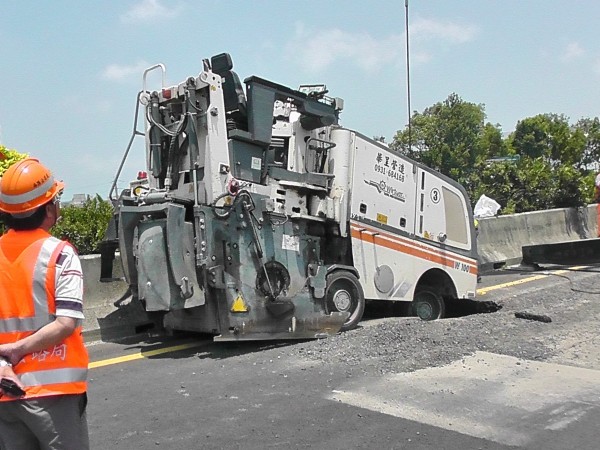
[325, 271, 365, 332]
[412, 289, 445, 321]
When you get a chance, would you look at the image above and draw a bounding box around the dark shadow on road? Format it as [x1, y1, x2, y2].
[134, 336, 305, 361]
[362, 301, 411, 320]
[445, 298, 502, 318]
[361, 296, 502, 322]
[97, 328, 310, 362]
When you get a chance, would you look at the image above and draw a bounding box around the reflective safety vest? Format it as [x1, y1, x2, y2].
[0, 229, 88, 401]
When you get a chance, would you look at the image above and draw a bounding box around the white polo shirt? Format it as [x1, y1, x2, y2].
[54, 244, 84, 320]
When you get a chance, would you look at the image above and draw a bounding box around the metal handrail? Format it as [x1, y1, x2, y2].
[108, 91, 145, 202]
[142, 63, 166, 93]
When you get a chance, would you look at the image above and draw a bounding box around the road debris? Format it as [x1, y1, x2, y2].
[515, 312, 552, 323]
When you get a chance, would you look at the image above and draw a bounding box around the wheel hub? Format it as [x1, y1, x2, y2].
[332, 289, 352, 312]
[416, 302, 433, 319]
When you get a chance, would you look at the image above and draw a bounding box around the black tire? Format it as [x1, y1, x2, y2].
[324, 271, 365, 332]
[412, 289, 445, 321]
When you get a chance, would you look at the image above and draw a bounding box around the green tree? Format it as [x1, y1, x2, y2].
[391, 93, 502, 200]
[480, 122, 510, 160]
[553, 164, 590, 208]
[509, 114, 590, 207]
[575, 117, 600, 169]
[514, 157, 556, 211]
[475, 157, 560, 214]
[0, 146, 28, 234]
[391, 94, 597, 212]
[474, 161, 519, 214]
[0, 145, 28, 175]
[510, 114, 585, 167]
[51, 195, 113, 255]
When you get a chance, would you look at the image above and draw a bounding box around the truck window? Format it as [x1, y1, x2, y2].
[443, 186, 468, 245]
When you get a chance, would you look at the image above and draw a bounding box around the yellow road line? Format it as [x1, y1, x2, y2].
[476, 265, 589, 296]
[476, 274, 548, 295]
[89, 342, 203, 369]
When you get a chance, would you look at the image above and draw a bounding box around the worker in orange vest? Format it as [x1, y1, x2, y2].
[0, 158, 89, 449]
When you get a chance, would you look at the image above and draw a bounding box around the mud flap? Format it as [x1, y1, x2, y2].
[166, 204, 205, 308]
[137, 217, 205, 311]
[137, 222, 173, 311]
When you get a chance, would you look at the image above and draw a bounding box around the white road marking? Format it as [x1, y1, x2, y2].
[328, 351, 600, 446]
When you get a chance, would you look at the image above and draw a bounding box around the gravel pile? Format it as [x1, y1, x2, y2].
[286, 310, 553, 376]
[280, 271, 600, 376]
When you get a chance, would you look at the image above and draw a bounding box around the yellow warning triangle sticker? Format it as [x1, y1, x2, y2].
[231, 293, 248, 312]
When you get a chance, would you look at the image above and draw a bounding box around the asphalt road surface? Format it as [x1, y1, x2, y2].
[86, 265, 600, 449]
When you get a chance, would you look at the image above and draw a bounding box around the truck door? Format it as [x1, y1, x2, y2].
[349, 136, 419, 299]
[414, 167, 472, 252]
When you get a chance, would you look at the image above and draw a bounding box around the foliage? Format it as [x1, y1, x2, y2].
[0, 146, 29, 234]
[480, 122, 511, 160]
[575, 117, 600, 169]
[506, 114, 590, 208]
[391, 93, 505, 201]
[391, 94, 598, 214]
[510, 114, 585, 166]
[0, 145, 28, 175]
[552, 164, 590, 208]
[51, 196, 113, 255]
[474, 161, 520, 214]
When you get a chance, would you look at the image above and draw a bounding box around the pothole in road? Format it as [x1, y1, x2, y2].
[363, 298, 502, 322]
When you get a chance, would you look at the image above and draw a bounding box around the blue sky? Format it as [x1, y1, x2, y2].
[1, 1, 600, 200]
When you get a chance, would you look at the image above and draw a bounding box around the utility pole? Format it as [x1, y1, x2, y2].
[405, 0, 412, 154]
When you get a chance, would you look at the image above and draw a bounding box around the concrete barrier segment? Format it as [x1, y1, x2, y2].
[80, 254, 153, 342]
[478, 204, 598, 273]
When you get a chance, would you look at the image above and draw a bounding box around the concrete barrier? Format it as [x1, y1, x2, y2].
[477, 204, 598, 272]
[80, 254, 150, 342]
[80, 204, 600, 340]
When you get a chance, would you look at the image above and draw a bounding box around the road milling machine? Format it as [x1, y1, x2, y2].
[101, 53, 479, 341]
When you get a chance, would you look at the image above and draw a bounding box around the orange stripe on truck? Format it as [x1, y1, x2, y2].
[350, 222, 477, 275]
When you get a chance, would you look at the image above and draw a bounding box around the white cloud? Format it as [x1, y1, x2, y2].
[561, 42, 585, 62]
[286, 17, 477, 74]
[288, 24, 403, 73]
[102, 60, 150, 82]
[410, 17, 477, 44]
[120, 0, 181, 24]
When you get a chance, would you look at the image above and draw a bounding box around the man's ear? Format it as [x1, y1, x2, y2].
[45, 202, 55, 216]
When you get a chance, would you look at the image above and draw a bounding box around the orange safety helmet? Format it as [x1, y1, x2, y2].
[0, 158, 64, 217]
